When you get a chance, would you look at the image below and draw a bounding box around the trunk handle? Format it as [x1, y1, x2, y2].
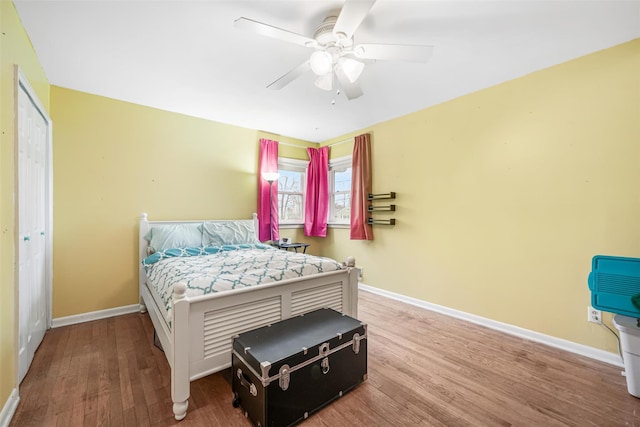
[236, 368, 257, 397]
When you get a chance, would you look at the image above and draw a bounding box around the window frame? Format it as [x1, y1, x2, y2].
[277, 157, 307, 227]
[327, 155, 353, 227]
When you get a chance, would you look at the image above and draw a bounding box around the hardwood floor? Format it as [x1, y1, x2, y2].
[11, 290, 640, 426]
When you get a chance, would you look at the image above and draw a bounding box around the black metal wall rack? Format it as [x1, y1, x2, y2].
[367, 192, 396, 226]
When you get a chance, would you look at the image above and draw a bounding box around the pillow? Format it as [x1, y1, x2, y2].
[201, 220, 258, 246]
[144, 223, 203, 252]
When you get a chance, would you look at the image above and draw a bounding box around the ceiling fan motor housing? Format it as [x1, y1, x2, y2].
[314, 15, 338, 44]
[314, 14, 353, 49]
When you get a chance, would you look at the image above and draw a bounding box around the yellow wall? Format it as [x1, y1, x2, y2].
[50, 87, 302, 317]
[0, 0, 50, 410]
[321, 39, 640, 353]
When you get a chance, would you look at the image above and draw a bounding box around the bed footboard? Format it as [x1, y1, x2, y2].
[166, 265, 359, 421]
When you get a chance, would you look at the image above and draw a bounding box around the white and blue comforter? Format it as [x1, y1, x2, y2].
[142, 244, 343, 323]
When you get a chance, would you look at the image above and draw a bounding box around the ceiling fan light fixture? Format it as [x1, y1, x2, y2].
[314, 73, 333, 91]
[338, 57, 365, 83]
[310, 50, 333, 75]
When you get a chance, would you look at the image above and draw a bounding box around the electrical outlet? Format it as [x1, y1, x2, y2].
[358, 267, 363, 280]
[588, 306, 602, 324]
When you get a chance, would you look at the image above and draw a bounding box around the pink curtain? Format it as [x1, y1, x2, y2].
[350, 134, 373, 240]
[304, 146, 329, 237]
[258, 138, 279, 242]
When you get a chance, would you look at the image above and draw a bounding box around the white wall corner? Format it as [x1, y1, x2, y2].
[359, 283, 623, 368]
[51, 304, 140, 328]
[0, 389, 19, 427]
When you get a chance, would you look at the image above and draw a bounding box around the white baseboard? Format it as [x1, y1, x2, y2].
[46, 286, 622, 367]
[0, 389, 19, 427]
[359, 283, 623, 368]
[51, 304, 140, 328]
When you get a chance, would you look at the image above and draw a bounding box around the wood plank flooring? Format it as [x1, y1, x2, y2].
[11, 290, 640, 426]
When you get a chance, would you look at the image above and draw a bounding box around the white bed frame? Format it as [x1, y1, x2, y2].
[138, 213, 359, 421]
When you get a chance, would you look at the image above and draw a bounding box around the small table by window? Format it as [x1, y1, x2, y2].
[272, 242, 310, 254]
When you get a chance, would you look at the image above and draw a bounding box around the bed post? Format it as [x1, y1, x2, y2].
[344, 256, 359, 318]
[139, 212, 149, 313]
[172, 282, 190, 420]
[252, 213, 259, 240]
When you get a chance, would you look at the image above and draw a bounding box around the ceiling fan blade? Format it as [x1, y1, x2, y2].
[333, 0, 376, 40]
[354, 43, 434, 63]
[234, 17, 317, 48]
[267, 61, 311, 90]
[335, 66, 363, 100]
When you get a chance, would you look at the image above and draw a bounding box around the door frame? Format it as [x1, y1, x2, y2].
[14, 66, 53, 382]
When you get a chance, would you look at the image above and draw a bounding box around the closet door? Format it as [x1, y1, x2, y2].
[17, 71, 51, 384]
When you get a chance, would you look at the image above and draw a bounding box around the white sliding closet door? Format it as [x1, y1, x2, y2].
[17, 69, 52, 384]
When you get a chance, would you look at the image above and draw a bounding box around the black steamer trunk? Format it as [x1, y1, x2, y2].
[231, 308, 368, 427]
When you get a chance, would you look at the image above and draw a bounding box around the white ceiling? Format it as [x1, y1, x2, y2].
[14, 0, 640, 143]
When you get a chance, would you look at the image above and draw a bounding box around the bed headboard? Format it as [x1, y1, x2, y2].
[139, 212, 260, 258]
[138, 213, 260, 288]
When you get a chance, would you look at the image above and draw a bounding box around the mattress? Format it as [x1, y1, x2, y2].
[142, 244, 343, 324]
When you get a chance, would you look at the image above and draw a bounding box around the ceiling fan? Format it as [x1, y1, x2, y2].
[234, 0, 434, 100]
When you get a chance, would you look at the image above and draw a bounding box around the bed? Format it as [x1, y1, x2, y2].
[138, 213, 360, 421]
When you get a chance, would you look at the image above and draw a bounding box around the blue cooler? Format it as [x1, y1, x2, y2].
[588, 255, 640, 317]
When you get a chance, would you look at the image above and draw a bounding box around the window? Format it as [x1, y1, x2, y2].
[277, 158, 306, 225]
[276, 155, 352, 227]
[328, 155, 352, 224]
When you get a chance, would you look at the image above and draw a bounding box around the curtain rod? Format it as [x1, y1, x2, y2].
[274, 138, 354, 149]
[326, 137, 354, 148]
[276, 141, 311, 149]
